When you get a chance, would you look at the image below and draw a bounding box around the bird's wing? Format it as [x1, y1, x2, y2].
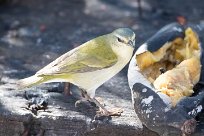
[36, 36, 118, 76]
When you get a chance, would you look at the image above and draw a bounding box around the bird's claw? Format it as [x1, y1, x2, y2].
[75, 99, 91, 107]
[96, 107, 123, 117]
[75, 100, 83, 107]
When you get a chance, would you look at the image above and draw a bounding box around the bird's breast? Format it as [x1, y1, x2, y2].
[71, 46, 134, 92]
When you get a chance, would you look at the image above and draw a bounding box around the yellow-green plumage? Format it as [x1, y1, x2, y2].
[18, 28, 135, 98]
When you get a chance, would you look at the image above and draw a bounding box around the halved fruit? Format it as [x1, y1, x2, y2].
[136, 27, 201, 106]
[128, 22, 204, 136]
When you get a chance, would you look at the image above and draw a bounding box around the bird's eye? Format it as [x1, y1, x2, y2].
[117, 37, 125, 43]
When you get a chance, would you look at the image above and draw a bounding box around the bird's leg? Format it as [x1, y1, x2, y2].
[75, 99, 85, 107]
[74, 88, 89, 107]
[64, 82, 71, 96]
[81, 89, 123, 116]
[94, 97, 104, 106]
[93, 97, 123, 116]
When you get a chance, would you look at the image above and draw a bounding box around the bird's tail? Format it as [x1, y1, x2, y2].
[17, 75, 44, 90]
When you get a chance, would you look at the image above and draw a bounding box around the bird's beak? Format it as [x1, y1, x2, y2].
[128, 40, 135, 48]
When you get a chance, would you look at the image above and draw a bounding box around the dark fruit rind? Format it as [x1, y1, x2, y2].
[128, 22, 204, 136]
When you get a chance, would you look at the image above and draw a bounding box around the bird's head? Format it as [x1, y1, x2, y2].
[111, 28, 136, 48]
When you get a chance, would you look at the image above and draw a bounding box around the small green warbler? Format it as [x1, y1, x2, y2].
[18, 28, 135, 116]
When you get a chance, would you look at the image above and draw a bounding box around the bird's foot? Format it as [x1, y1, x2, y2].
[75, 99, 85, 107]
[75, 98, 93, 108]
[96, 107, 123, 117]
[79, 89, 123, 117]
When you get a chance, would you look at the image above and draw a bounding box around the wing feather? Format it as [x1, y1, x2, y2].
[36, 35, 118, 76]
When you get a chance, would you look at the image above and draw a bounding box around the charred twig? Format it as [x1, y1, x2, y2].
[137, 0, 142, 18]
